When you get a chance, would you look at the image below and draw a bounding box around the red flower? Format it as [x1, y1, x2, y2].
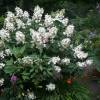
[66, 79, 72, 84]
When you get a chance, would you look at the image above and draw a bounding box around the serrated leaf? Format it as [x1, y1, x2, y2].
[4, 66, 17, 74]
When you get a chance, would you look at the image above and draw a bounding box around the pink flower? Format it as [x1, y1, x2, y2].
[10, 75, 17, 85]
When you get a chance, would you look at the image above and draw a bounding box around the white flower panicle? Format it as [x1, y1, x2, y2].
[48, 26, 58, 38]
[76, 51, 88, 59]
[30, 29, 39, 41]
[53, 9, 69, 26]
[22, 56, 33, 65]
[77, 59, 93, 68]
[61, 58, 70, 65]
[33, 5, 44, 21]
[4, 11, 15, 31]
[16, 31, 25, 44]
[77, 62, 86, 68]
[44, 14, 53, 27]
[49, 56, 60, 65]
[0, 51, 5, 59]
[5, 49, 12, 56]
[86, 59, 93, 66]
[63, 25, 74, 37]
[38, 27, 46, 33]
[5, 22, 15, 31]
[54, 9, 65, 20]
[27, 91, 36, 100]
[15, 7, 23, 17]
[61, 38, 71, 48]
[0, 29, 10, 41]
[61, 18, 69, 26]
[23, 11, 29, 19]
[54, 65, 61, 73]
[0, 63, 5, 69]
[73, 44, 88, 59]
[74, 44, 83, 52]
[5, 11, 15, 24]
[7, 11, 15, 19]
[30, 29, 43, 45]
[16, 19, 25, 29]
[0, 78, 4, 86]
[46, 83, 56, 91]
[30, 28, 51, 47]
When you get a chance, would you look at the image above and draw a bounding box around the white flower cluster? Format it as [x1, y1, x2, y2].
[0, 6, 74, 48]
[30, 26, 58, 47]
[72, 44, 93, 67]
[0, 78, 4, 86]
[4, 11, 15, 31]
[0, 63, 5, 69]
[30, 29, 46, 46]
[49, 56, 60, 65]
[15, 7, 23, 17]
[54, 65, 61, 73]
[16, 19, 25, 29]
[27, 90, 36, 100]
[0, 51, 5, 59]
[46, 83, 56, 91]
[23, 11, 29, 19]
[32, 5, 44, 22]
[73, 44, 88, 59]
[77, 59, 93, 68]
[0, 49, 11, 59]
[16, 31, 25, 44]
[5, 49, 12, 56]
[49, 57, 71, 73]
[48, 57, 62, 73]
[53, 9, 68, 26]
[63, 25, 74, 37]
[61, 38, 71, 48]
[0, 7, 29, 43]
[0, 29, 10, 41]
[44, 14, 53, 27]
[22, 56, 33, 65]
[61, 58, 70, 65]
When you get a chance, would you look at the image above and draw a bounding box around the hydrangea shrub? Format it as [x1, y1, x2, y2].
[0, 6, 93, 99]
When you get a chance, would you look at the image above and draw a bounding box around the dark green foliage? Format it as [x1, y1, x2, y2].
[0, 16, 4, 29]
[0, 0, 99, 16]
[1, 81, 90, 100]
[0, 0, 99, 28]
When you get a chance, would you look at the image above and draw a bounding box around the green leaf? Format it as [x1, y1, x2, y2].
[20, 45, 26, 54]
[6, 59, 13, 66]
[22, 75, 29, 80]
[4, 66, 17, 74]
[10, 46, 25, 58]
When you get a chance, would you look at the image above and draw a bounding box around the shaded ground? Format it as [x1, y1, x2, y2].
[88, 78, 100, 100]
[81, 76, 100, 100]
[0, 76, 100, 100]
